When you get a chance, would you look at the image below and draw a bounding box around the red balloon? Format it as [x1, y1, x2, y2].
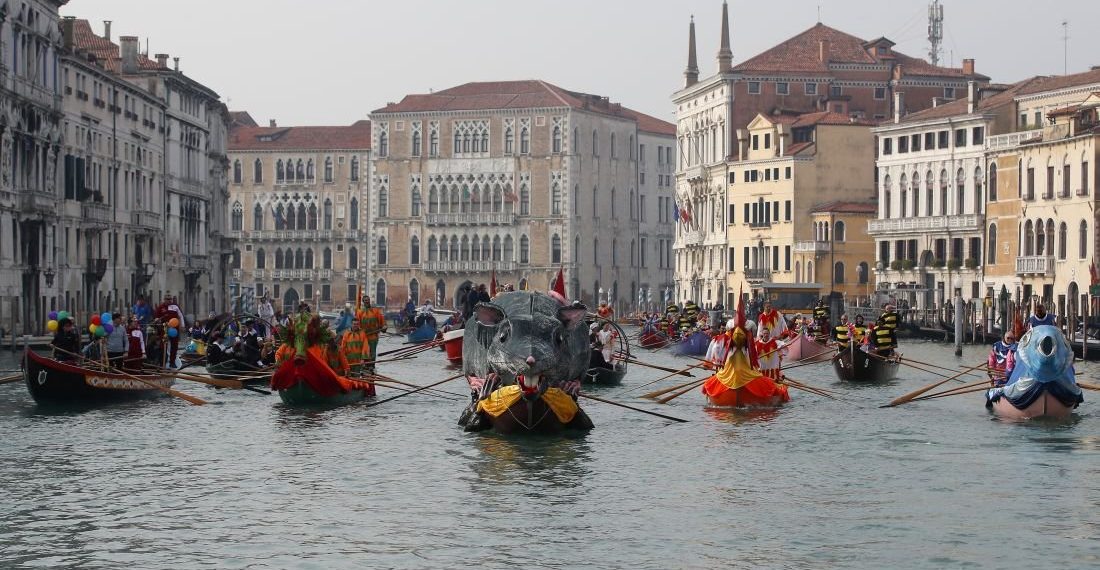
[91, 315, 102, 325]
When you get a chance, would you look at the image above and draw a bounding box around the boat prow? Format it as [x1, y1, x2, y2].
[442, 328, 464, 363]
[989, 389, 1074, 420]
[22, 349, 174, 405]
[832, 348, 900, 382]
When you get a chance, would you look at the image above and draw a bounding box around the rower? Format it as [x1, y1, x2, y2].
[987, 331, 1018, 387]
[876, 304, 900, 332]
[756, 327, 782, 379]
[757, 300, 787, 339]
[871, 323, 897, 356]
[813, 298, 831, 337]
[1025, 303, 1057, 330]
[833, 314, 852, 348]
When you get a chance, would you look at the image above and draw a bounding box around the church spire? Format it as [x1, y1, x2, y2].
[685, 15, 699, 88]
[717, 1, 733, 72]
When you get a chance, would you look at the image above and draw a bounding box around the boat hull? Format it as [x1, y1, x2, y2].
[407, 323, 437, 344]
[585, 365, 626, 385]
[784, 334, 832, 362]
[673, 331, 710, 357]
[22, 349, 173, 405]
[990, 389, 1074, 420]
[639, 331, 670, 349]
[442, 329, 464, 363]
[832, 348, 899, 382]
[485, 397, 593, 435]
[277, 380, 368, 407]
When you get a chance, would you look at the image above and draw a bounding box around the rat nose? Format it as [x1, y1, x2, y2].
[525, 356, 536, 366]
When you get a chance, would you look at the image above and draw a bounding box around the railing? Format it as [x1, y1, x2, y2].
[20, 191, 55, 213]
[985, 129, 1042, 150]
[424, 211, 516, 226]
[318, 269, 333, 280]
[253, 268, 265, 279]
[683, 164, 706, 181]
[268, 269, 317, 280]
[867, 214, 981, 234]
[1016, 255, 1054, 276]
[345, 268, 359, 281]
[81, 201, 112, 224]
[744, 268, 771, 281]
[679, 229, 704, 246]
[250, 229, 357, 241]
[793, 240, 831, 253]
[130, 209, 162, 231]
[423, 260, 516, 273]
[166, 174, 206, 197]
[231, 269, 242, 279]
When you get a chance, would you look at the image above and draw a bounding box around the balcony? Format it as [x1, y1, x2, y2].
[318, 269, 333, 280]
[867, 214, 981, 235]
[251, 229, 346, 241]
[424, 211, 516, 226]
[1016, 255, 1055, 276]
[85, 258, 108, 280]
[679, 229, 703, 246]
[268, 269, 317, 280]
[793, 240, 831, 253]
[745, 268, 771, 282]
[20, 191, 55, 214]
[231, 268, 242, 280]
[81, 201, 113, 225]
[423, 260, 516, 273]
[131, 209, 162, 232]
[345, 268, 359, 281]
[683, 164, 706, 182]
[985, 129, 1043, 151]
[182, 254, 208, 274]
[254, 268, 265, 280]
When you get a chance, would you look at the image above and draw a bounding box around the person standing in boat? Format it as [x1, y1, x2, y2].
[813, 298, 831, 339]
[755, 327, 783, 379]
[257, 295, 276, 338]
[870, 323, 898, 356]
[877, 304, 900, 332]
[357, 295, 386, 363]
[833, 314, 854, 348]
[105, 312, 127, 367]
[340, 318, 371, 375]
[1025, 303, 1057, 330]
[596, 322, 617, 365]
[124, 316, 147, 371]
[51, 318, 81, 362]
[987, 331, 1018, 386]
[757, 301, 787, 339]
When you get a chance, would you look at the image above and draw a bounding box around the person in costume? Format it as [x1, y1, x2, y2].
[813, 298, 831, 337]
[1025, 303, 1057, 330]
[596, 301, 613, 320]
[876, 304, 900, 332]
[356, 295, 385, 363]
[51, 318, 81, 361]
[704, 319, 735, 369]
[755, 326, 783, 378]
[340, 318, 371, 375]
[987, 331, 1018, 386]
[757, 300, 787, 339]
[596, 322, 617, 365]
[124, 316, 146, 371]
[700, 292, 790, 407]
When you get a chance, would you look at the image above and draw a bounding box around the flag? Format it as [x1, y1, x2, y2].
[552, 266, 566, 298]
[672, 202, 680, 224]
[490, 269, 498, 297]
[1090, 262, 1099, 285]
[504, 191, 519, 203]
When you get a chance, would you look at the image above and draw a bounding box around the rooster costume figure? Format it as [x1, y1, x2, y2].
[701, 290, 790, 407]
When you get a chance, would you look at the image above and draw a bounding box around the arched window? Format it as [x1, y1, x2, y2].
[505, 124, 514, 154]
[925, 169, 934, 215]
[1057, 222, 1068, 260]
[294, 248, 304, 269]
[350, 198, 359, 229]
[551, 183, 562, 215]
[231, 201, 243, 231]
[520, 183, 530, 216]
[308, 203, 318, 230]
[520, 124, 530, 154]
[298, 159, 307, 181]
[274, 248, 284, 269]
[256, 248, 266, 269]
[324, 157, 334, 183]
[350, 156, 359, 181]
[296, 204, 307, 229]
[450, 236, 459, 261]
[322, 247, 332, 269]
[899, 173, 908, 217]
[552, 125, 562, 153]
[1046, 219, 1055, 256]
[379, 131, 389, 157]
[232, 248, 241, 269]
[956, 168, 966, 214]
[233, 160, 242, 184]
[378, 187, 388, 217]
[519, 235, 530, 264]
[882, 174, 892, 218]
[592, 130, 599, 157]
[428, 236, 438, 261]
[411, 186, 422, 217]
[410, 236, 420, 265]
[349, 246, 358, 269]
[305, 248, 314, 269]
[503, 235, 514, 262]
[323, 199, 333, 230]
[987, 224, 998, 264]
[253, 204, 264, 231]
[275, 204, 286, 230]
[974, 166, 984, 213]
[834, 220, 846, 242]
[492, 236, 502, 261]
[471, 235, 481, 261]
[481, 234, 491, 260]
[375, 279, 386, 307]
[276, 160, 285, 183]
[461, 236, 470, 261]
[1080, 220, 1089, 259]
[428, 186, 438, 214]
[988, 163, 998, 201]
[552, 234, 562, 264]
[1023, 220, 1034, 256]
[911, 172, 921, 216]
[377, 237, 388, 265]
[1035, 220, 1046, 256]
[409, 279, 420, 305]
[833, 261, 845, 284]
[858, 261, 869, 284]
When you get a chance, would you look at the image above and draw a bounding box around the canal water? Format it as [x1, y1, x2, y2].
[0, 332, 1097, 569]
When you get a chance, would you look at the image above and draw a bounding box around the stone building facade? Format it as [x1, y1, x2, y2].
[227, 118, 372, 313]
[368, 80, 674, 313]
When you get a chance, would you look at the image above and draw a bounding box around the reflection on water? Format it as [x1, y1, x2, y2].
[703, 405, 782, 425]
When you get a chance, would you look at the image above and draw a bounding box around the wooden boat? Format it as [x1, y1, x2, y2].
[673, 330, 710, 357]
[783, 333, 832, 362]
[585, 362, 627, 385]
[832, 347, 899, 382]
[270, 348, 375, 407]
[22, 349, 174, 405]
[206, 358, 267, 383]
[278, 381, 369, 407]
[638, 330, 671, 349]
[986, 325, 1082, 419]
[442, 328, 464, 363]
[990, 390, 1074, 420]
[407, 321, 437, 344]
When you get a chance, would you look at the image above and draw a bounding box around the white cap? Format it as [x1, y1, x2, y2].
[726, 319, 736, 329]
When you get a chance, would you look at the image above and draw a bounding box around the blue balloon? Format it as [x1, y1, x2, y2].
[167, 327, 179, 338]
[101, 312, 113, 325]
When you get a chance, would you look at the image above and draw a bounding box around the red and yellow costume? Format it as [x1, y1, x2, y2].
[340, 327, 371, 370]
[356, 304, 385, 360]
[702, 294, 790, 407]
[596, 304, 613, 320]
[757, 307, 787, 338]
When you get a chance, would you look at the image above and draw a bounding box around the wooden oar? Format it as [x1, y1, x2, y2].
[892, 355, 988, 379]
[890, 356, 987, 382]
[641, 375, 708, 399]
[913, 377, 995, 400]
[880, 361, 989, 408]
[50, 346, 207, 406]
[910, 385, 990, 401]
[370, 379, 464, 401]
[578, 392, 688, 423]
[364, 373, 464, 408]
[1078, 381, 1100, 392]
[353, 373, 466, 399]
[655, 378, 707, 404]
[616, 361, 710, 397]
[149, 368, 274, 395]
[615, 355, 694, 376]
[776, 377, 837, 400]
[0, 373, 23, 385]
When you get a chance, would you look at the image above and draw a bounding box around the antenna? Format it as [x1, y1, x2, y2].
[1062, 20, 1069, 75]
[927, 0, 943, 66]
[817, 4, 821, 23]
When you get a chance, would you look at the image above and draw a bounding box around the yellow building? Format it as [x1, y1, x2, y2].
[724, 111, 876, 306]
[794, 201, 877, 302]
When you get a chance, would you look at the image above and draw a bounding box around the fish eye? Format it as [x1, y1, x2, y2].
[1019, 332, 1031, 347]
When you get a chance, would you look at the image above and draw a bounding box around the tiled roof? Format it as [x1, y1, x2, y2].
[229, 111, 258, 128]
[896, 77, 1042, 124]
[783, 141, 814, 156]
[71, 19, 163, 73]
[811, 200, 877, 214]
[374, 79, 674, 135]
[1018, 68, 1100, 96]
[733, 23, 982, 79]
[791, 111, 876, 127]
[229, 120, 371, 151]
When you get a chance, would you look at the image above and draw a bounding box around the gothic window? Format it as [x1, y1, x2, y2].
[450, 236, 459, 261]
[520, 123, 530, 154]
[551, 183, 562, 215]
[308, 203, 318, 230]
[939, 169, 948, 215]
[378, 186, 389, 217]
[411, 122, 422, 157]
[987, 224, 998, 264]
[956, 168, 966, 214]
[323, 199, 333, 230]
[323, 247, 332, 269]
[296, 159, 305, 182]
[375, 279, 387, 307]
[471, 236, 481, 260]
[453, 120, 490, 156]
[429, 122, 439, 156]
[294, 248, 304, 269]
[520, 235, 530, 264]
[481, 234, 491, 260]
[307, 159, 316, 182]
[410, 237, 420, 265]
[276, 160, 284, 183]
[461, 236, 471, 261]
[989, 163, 998, 201]
[552, 123, 562, 153]
[834, 221, 846, 242]
[428, 185, 438, 214]
[503, 235, 514, 262]
[428, 236, 438, 261]
[519, 183, 530, 215]
[411, 184, 422, 217]
[231, 201, 243, 231]
[256, 248, 266, 269]
[305, 248, 314, 268]
[834, 261, 845, 284]
[275, 204, 286, 230]
[377, 237, 388, 265]
[253, 158, 263, 183]
[350, 156, 360, 181]
[552, 234, 562, 264]
[1058, 222, 1067, 260]
[505, 120, 515, 155]
[350, 198, 359, 229]
[349, 246, 359, 269]
[274, 248, 284, 269]
[409, 279, 420, 305]
[253, 204, 263, 231]
[324, 157, 334, 183]
[232, 160, 242, 184]
[492, 236, 502, 261]
[379, 131, 389, 157]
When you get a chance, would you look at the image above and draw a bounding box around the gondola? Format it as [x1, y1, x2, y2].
[270, 348, 374, 407]
[638, 330, 671, 349]
[407, 321, 438, 344]
[586, 320, 629, 385]
[442, 328, 464, 363]
[672, 330, 710, 357]
[585, 362, 627, 385]
[783, 333, 832, 362]
[23, 349, 174, 405]
[831, 346, 899, 382]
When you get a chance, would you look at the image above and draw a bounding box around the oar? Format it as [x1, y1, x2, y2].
[50, 347, 207, 406]
[641, 375, 708, 399]
[880, 361, 989, 408]
[912, 377, 995, 400]
[615, 355, 694, 377]
[616, 361, 710, 397]
[891, 355, 988, 379]
[578, 392, 687, 423]
[364, 373, 465, 408]
[0, 373, 23, 385]
[353, 373, 467, 399]
[890, 356, 987, 382]
[776, 377, 837, 400]
[655, 379, 707, 404]
[910, 385, 990, 401]
[370, 379, 464, 401]
[154, 369, 274, 395]
[1078, 381, 1100, 392]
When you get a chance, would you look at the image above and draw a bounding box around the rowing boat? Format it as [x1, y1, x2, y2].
[832, 347, 899, 382]
[23, 349, 173, 405]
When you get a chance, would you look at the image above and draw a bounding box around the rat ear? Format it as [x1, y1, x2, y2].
[558, 301, 587, 330]
[475, 302, 505, 326]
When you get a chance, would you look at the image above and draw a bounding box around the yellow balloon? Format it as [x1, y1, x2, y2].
[89, 324, 97, 333]
[46, 320, 58, 332]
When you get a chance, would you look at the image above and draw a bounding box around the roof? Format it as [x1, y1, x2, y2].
[229, 120, 371, 151]
[70, 19, 164, 73]
[896, 77, 1047, 124]
[372, 79, 674, 134]
[810, 200, 877, 214]
[1017, 68, 1100, 97]
[733, 23, 985, 79]
[790, 111, 876, 127]
[229, 111, 258, 128]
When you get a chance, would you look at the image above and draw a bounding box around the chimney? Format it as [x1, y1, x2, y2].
[103, 20, 112, 41]
[120, 36, 139, 74]
[962, 58, 975, 76]
[819, 39, 829, 63]
[155, 53, 169, 68]
[967, 80, 977, 114]
[684, 16, 699, 87]
[717, 1, 733, 73]
[61, 17, 75, 51]
[736, 128, 748, 160]
[894, 91, 905, 123]
[173, 57, 180, 71]
[269, 119, 277, 128]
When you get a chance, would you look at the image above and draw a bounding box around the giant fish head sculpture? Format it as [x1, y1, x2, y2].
[1014, 325, 1073, 383]
[463, 291, 588, 400]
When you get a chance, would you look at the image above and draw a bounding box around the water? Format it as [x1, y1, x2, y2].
[1, 334, 1098, 569]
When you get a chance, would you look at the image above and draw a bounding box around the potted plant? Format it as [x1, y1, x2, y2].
[890, 260, 902, 270]
[901, 259, 916, 270]
[964, 258, 978, 269]
[932, 258, 946, 268]
[947, 258, 962, 270]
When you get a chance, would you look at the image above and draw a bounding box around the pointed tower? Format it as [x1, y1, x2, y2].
[717, 1, 733, 73]
[684, 16, 699, 88]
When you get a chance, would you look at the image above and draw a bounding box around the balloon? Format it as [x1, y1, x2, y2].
[104, 323, 115, 334]
[94, 326, 106, 338]
[168, 318, 180, 328]
[48, 311, 58, 321]
[89, 324, 98, 333]
[167, 327, 179, 338]
[46, 320, 58, 332]
[101, 312, 113, 325]
[58, 311, 69, 321]
[91, 315, 102, 326]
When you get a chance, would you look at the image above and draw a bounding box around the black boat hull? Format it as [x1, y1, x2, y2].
[832, 347, 900, 382]
[23, 350, 173, 404]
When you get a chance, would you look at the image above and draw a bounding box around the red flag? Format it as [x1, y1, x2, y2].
[490, 269, 498, 297]
[1090, 262, 1098, 285]
[552, 266, 566, 298]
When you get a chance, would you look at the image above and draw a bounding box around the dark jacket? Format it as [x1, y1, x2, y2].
[51, 330, 81, 360]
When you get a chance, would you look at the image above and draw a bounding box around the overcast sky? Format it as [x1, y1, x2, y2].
[62, 0, 1100, 126]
